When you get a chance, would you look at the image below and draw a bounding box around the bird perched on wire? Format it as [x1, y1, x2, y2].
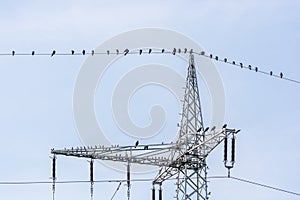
[135, 141, 139, 148]
[124, 48, 129, 56]
[51, 50, 56, 57]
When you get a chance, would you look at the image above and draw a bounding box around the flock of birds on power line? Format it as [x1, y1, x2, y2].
[1, 48, 299, 84]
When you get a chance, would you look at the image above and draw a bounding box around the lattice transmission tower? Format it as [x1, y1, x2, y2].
[51, 52, 239, 200]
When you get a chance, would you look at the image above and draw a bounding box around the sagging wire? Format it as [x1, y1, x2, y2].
[0, 49, 299, 85]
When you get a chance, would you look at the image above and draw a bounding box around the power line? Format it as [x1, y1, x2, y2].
[1, 176, 299, 197]
[0, 48, 299, 85]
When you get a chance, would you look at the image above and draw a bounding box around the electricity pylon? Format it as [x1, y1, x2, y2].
[51, 53, 239, 200]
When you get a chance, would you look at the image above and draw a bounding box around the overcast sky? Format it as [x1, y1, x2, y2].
[0, 1, 300, 200]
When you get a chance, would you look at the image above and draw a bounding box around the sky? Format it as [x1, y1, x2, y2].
[0, 0, 300, 200]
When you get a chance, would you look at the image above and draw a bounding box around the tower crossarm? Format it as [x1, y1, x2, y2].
[51, 143, 180, 167]
[153, 128, 237, 184]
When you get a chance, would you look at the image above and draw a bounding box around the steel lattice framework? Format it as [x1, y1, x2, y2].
[51, 53, 239, 200]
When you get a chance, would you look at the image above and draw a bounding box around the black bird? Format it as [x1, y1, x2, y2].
[51, 50, 56, 57]
[116, 49, 119, 55]
[139, 49, 142, 55]
[200, 51, 205, 55]
[82, 50, 85, 55]
[215, 56, 218, 61]
[224, 58, 227, 63]
[107, 50, 110, 55]
[222, 124, 227, 129]
[12, 51, 15, 56]
[270, 71, 273, 76]
[248, 65, 252, 70]
[211, 126, 216, 131]
[255, 67, 258, 72]
[172, 48, 176, 55]
[280, 72, 283, 78]
[148, 49, 152, 54]
[184, 48, 187, 53]
[161, 49, 165, 53]
[91, 50, 95, 56]
[210, 54, 213, 59]
[31, 51, 35, 56]
[124, 49, 129, 56]
[135, 141, 139, 148]
[197, 127, 202, 132]
[71, 50, 75, 55]
[204, 127, 209, 133]
[232, 61, 236, 65]
[144, 146, 148, 150]
[240, 63, 243, 68]
[178, 48, 181, 53]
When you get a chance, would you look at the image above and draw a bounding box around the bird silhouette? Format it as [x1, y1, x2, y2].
[31, 51, 35, 56]
[222, 124, 227, 129]
[210, 54, 213, 58]
[204, 127, 209, 132]
[116, 49, 119, 54]
[197, 127, 202, 132]
[184, 48, 187, 53]
[82, 50, 85, 55]
[107, 50, 110, 55]
[91, 50, 95, 56]
[135, 141, 139, 148]
[148, 49, 152, 54]
[124, 49, 129, 56]
[51, 50, 56, 57]
[200, 51, 205, 55]
[215, 56, 218, 60]
[139, 49, 142, 55]
[280, 72, 283, 78]
[71, 50, 75, 55]
[161, 49, 165, 53]
[270, 71, 273, 76]
[172, 48, 176, 55]
[178, 48, 181, 53]
[240, 63, 243, 68]
[224, 58, 227, 63]
[12, 51, 15, 56]
[232, 61, 236, 65]
[211, 126, 216, 131]
[255, 67, 258, 72]
[248, 65, 252, 70]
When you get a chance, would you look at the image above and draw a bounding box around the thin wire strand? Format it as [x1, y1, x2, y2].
[0, 49, 299, 85]
[0, 176, 299, 197]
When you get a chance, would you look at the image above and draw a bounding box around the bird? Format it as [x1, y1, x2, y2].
[107, 50, 110, 55]
[248, 65, 252, 70]
[148, 49, 152, 54]
[280, 72, 283, 78]
[172, 48, 176, 55]
[12, 51, 15, 56]
[91, 50, 95, 56]
[211, 126, 216, 132]
[71, 50, 75, 55]
[270, 71, 273, 76]
[124, 48, 129, 56]
[224, 58, 227, 63]
[144, 146, 148, 150]
[240, 63, 243, 68]
[82, 50, 85, 55]
[204, 127, 209, 132]
[235, 129, 241, 134]
[178, 48, 181, 53]
[232, 61, 236, 65]
[197, 127, 202, 132]
[222, 124, 227, 129]
[51, 50, 56, 57]
[210, 54, 213, 59]
[184, 48, 187, 53]
[31, 51, 35, 55]
[215, 56, 218, 61]
[135, 141, 139, 148]
[255, 67, 258, 72]
[139, 49, 142, 55]
[161, 49, 165, 53]
[116, 49, 119, 54]
[200, 51, 205, 55]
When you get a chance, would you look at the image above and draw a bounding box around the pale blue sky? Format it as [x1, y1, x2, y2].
[0, 0, 299, 199]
